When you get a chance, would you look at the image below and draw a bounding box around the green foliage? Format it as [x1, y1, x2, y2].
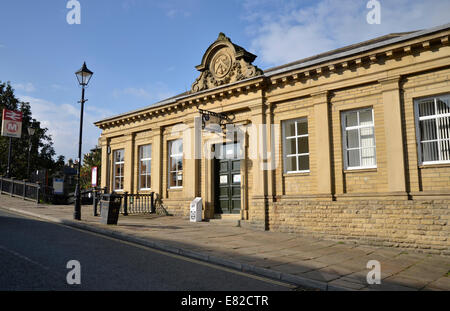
[0, 81, 62, 179]
[80, 146, 101, 189]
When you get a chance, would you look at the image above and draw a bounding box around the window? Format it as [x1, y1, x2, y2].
[139, 145, 152, 190]
[282, 118, 310, 173]
[342, 108, 376, 170]
[168, 139, 183, 188]
[113, 149, 125, 190]
[415, 94, 450, 164]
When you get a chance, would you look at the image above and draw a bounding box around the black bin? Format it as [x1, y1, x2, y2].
[100, 193, 122, 225]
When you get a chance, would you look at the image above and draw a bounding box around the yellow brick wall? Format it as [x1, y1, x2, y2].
[330, 84, 387, 194]
[402, 67, 450, 192]
[273, 98, 316, 196]
[267, 199, 450, 255]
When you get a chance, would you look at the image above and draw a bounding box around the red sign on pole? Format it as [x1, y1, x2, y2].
[1, 109, 23, 138]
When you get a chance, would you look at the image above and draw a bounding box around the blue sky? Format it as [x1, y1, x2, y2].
[1, 0, 449, 160]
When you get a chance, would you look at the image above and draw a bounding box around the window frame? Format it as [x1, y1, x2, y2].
[139, 144, 152, 190]
[414, 94, 450, 165]
[113, 149, 125, 191]
[341, 107, 377, 171]
[168, 139, 183, 189]
[282, 117, 310, 174]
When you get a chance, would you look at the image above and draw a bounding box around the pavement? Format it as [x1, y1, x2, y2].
[0, 194, 449, 291]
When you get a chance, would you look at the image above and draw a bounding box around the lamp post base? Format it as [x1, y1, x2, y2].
[74, 184, 81, 220]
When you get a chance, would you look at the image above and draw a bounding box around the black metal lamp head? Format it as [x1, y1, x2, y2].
[27, 126, 36, 136]
[75, 62, 94, 86]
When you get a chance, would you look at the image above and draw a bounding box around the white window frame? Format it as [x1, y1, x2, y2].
[139, 144, 152, 190]
[342, 107, 377, 170]
[168, 139, 183, 189]
[414, 94, 450, 165]
[282, 118, 310, 174]
[113, 149, 125, 191]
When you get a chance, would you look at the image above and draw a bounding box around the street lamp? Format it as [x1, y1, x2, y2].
[27, 126, 36, 180]
[74, 62, 93, 221]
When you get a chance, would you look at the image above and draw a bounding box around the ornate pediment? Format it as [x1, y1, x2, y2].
[191, 33, 263, 93]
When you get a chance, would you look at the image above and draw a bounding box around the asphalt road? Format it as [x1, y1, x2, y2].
[0, 209, 293, 291]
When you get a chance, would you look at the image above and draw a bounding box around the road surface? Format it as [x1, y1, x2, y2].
[0, 209, 294, 291]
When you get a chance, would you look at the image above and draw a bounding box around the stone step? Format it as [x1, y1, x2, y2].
[209, 214, 241, 226]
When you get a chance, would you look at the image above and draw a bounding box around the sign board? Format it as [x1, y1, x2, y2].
[1, 109, 23, 138]
[190, 197, 203, 222]
[199, 109, 229, 133]
[203, 114, 222, 133]
[53, 178, 64, 195]
[91, 166, 98, 187]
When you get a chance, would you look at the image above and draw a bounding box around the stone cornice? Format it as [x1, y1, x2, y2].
[95, 77, 265, 130]
[267, 32, 449, 88]
[95, 28, 449, 131]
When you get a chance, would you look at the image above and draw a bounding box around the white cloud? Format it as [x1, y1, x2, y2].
[50, 84, 69, 91]
[243, 0, 450, 66]
[113, 82, 176, 103]
[18, 95, 113, 161]
[14, 82, 36, 93]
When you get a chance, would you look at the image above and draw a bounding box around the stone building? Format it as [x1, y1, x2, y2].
[95, 24, 450, 254]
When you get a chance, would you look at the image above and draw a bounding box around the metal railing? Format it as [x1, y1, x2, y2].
[0, 176, 41, 203]
[120, 192, 155, 215]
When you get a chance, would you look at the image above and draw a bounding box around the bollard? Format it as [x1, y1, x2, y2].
[36, 182, 41, 205]
[123, 191, 128, 216]
[10, 178, 15, 197]
[23, 180, 27, 200]
[93, 188, 99, 216]
[151, 192, 155, 213]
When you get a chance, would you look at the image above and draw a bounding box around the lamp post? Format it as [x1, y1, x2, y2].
[74, 62, 93, 221]
[27, 126, 36, 180]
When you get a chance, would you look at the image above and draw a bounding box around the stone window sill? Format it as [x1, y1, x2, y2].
[283, 171, 310, 177]
[167, 187, 183, 191]
[419, 163, 450, 169]
[343, 168, 377, 174]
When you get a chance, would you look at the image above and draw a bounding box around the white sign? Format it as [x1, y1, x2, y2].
[91, 166, 98, 187]
[1, 109, 23, 138]
[53, 178, 64, 195]
[233, 174, 241, 184]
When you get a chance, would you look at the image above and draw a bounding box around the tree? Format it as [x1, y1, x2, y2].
[0, 81, 61, 180]
[80, 146, 101, 189]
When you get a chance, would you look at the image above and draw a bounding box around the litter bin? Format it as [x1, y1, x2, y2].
[100, 193, 122, 225]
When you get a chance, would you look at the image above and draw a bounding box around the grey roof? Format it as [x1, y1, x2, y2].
[95, 22, 450, 125]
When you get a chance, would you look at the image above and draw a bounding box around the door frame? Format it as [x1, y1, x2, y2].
[201, 132, 248, 220]
[214, 143, 243, 215]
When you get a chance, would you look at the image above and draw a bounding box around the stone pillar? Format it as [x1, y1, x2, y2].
[249, 103, 268, 230]
[265, 102, 275, 199]
[379, 76, 407, 193]
[312, 91, 333, 197]
[100, 137, 110, 192]
[151, 127, 163, 199]
[184, 116, 202, 199]
[124, 133, 135, 193]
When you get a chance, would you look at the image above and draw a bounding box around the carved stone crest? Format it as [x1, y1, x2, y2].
[191, 33, 263, 93]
